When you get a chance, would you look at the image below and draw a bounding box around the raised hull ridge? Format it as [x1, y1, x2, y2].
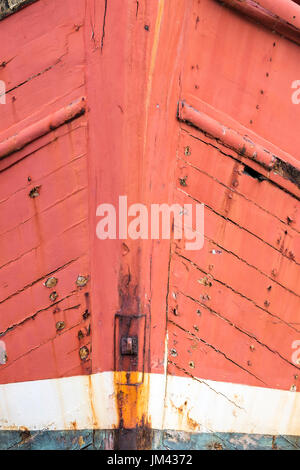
[0, 0, 299, 450]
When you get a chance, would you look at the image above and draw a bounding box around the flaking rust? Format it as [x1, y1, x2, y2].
[273, 158, 300, 189]
[28, 186, 41, 198]
[79, 345, 89, 361]
[49, 292, 58, 302]
[113, 373, 153, 450]
[44, 277, 58, 288]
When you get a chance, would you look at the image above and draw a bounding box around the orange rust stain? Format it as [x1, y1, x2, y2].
[19, 426, 30, 437]
[209, 442, 223, 450]
[272, 435, 278, 450]
[113, 372, 152, 431]
[70, 420, 77, 430]
[170, 398, 200, 432]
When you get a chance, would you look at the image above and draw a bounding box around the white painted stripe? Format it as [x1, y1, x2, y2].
[0, 372, 299, 435]
[162, 374, 300, 436]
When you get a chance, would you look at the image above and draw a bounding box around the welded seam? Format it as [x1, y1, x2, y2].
[176, 289, 299, 371]
[178, 186, 300, 270]
[169, 320, 266, 385]
[168, 360, 245, 411]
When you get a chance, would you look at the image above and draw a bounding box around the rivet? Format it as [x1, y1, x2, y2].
[79, 346, 89, 361]
[56, 321, 65, 331]
[49, 292, 58, 302]
[29, 186, 41, 198]
[44, 277, 58, 288]
[179, 176, 188, 187]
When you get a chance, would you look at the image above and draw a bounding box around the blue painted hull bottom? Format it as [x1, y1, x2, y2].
[0, 430, 299, 450]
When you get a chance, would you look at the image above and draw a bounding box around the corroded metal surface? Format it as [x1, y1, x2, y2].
[0, 429, 299, 450]
[217, 0, 300, 45]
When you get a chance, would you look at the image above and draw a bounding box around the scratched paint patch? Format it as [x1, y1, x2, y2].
[0, 341, 7, 365]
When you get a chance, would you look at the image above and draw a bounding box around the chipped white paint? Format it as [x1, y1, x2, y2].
[163, 374, 300, 436]
[0, 372, 118, 431]
[0, 372, 299, 435]
[0, 341, 6, 365]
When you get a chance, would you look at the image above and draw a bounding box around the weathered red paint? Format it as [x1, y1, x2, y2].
[0, 97, 86, 159]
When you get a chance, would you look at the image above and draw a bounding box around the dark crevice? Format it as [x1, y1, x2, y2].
[101, 0, 108, 53]
[181, 126, 300, 201]
[243, 164, 266, 182]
